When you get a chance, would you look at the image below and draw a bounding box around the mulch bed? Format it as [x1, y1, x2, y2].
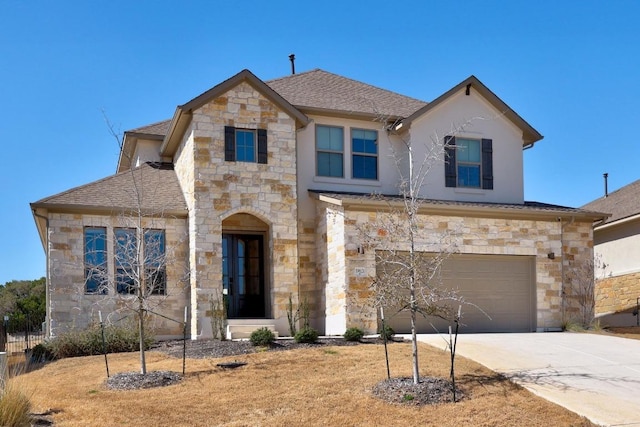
[105, 337, 459, 406]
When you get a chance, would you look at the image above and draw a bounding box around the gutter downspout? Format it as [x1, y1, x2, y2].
[32, 209, 51, 338]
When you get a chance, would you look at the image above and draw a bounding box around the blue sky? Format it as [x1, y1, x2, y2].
[1, 1, 638, 283]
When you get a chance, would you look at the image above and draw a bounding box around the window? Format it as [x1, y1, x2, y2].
[456, 138, 481, 187]
[224, 126, 267, 164]
[84, 227, 107, 294]
[444, 136, 493, 189]
[115, 228, 136, 294]
[351, 129, 378, 180]
[316, 125, 344, 177]
[144, 229, 166, 295]
[115, 228, 166, 295]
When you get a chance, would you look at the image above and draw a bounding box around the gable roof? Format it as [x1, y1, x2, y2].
[160, 69, 310, 157]
[400, 76, 543, 146]
[117, 120, 172, 172]
[266, 69, 427, 119]
[582, 179, 640, 226]
[32, 162, 188, 216]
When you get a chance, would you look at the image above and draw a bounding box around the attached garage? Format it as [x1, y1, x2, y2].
[384, 254, 536, 333]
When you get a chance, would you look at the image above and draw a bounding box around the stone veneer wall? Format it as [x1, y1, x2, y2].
[595, 272, 640, 316]
[297, 218, 320, 331]
[321, 209, 595, 334]
[173, 81, 298, 338]
[47, 213, 189, 338]
[315, 203, 347, 335]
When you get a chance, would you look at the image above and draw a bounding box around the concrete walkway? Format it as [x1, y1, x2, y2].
[416, 332, 640, 427]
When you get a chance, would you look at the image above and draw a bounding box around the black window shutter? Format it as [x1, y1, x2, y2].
[444, 135, 457, 187]
[257, 129, 268, 164]
[224, 126, 236, 161]
[481, 138, 493, 190]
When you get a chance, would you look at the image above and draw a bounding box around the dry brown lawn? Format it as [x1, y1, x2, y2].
[14, 342, 595, 427]
[603, 325, 640, 340]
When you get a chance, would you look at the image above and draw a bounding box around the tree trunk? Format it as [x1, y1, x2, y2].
[139, 304, 146, 375]
[411, 303, 419, 384]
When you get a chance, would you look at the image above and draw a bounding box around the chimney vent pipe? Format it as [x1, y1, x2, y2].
[289, 54, 295, 74]
[604, 172, 609, 198]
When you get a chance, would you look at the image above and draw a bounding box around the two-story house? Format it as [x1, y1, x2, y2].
[583, 179, 640, 326]
[31, 68, 605, 339]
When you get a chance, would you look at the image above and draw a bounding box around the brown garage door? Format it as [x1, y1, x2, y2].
[384, 254, 536, 333]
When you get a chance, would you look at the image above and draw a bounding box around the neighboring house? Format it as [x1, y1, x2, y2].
[583, 179, 640, 326]
[31, 68, 606, 339]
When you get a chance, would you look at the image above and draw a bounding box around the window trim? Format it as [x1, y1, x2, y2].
[350, 128, 379, 180]
[315, 124, 345, 178]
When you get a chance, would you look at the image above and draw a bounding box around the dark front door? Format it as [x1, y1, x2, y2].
[222, 234, 265, 318]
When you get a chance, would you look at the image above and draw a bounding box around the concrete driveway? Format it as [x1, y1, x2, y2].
[416, 333, 640, 427]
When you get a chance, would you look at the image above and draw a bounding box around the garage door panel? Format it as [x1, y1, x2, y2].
[383, 254, 535, 333]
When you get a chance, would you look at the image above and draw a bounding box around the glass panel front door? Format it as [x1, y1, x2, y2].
[222, 234, 265, 318]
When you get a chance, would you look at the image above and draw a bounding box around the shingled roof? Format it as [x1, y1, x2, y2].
[127, 119, 172, 137]
[32, 162, 188, 216]
[582, 179, 640, 225]
[266, 69, 427, 119]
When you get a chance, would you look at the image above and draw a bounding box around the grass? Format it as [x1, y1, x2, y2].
[15, 342, 595, 427]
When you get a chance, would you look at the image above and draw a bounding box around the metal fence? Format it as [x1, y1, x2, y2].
[0, 316, 45, 355]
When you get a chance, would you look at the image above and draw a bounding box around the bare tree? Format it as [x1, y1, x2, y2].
[357, 119, 474, 385]
[82, 115, 189, 374]
[564, 254, 605, 328]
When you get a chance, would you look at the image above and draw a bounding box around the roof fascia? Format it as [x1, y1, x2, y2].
[309, 192, 606, 222]
[300, 107, 402, 124]
[594, 212, 640, 231]
[400, 76, 543, 145]
[29, 202, 188, 218]
[161, 69, 309, 157]
[30, 206, 48, 251]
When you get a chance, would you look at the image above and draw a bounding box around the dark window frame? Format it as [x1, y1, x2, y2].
[84, 226, 108, 294]
[114, 228, 167, 296]
[225, 126, 267, 164]
[351, 128, 378, 180]
[316, 124, 345, 178]
[444, 136, 493, 190]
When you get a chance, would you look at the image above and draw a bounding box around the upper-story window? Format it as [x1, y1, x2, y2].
[225, 126, 267, 164]
[316, 125, 344, 177]
[84, 227, 107, 294]
[444, 136, 493, 190]
[351, 129, 378, 180]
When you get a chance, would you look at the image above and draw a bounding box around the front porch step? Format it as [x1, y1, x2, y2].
[226, 324, 278, 340]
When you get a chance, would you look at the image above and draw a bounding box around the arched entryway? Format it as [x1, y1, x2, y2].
[222, 213, 270, 318]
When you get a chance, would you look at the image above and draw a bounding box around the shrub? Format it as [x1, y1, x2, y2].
[30, 343, 54, 363]
[343, 327, 364, 342]
[0, 381, 31, 427]
[379, 324, 395, 341]
[41, 321, 154, 359]
[294, 326, 318, 343]
[250, 327, 275, 346]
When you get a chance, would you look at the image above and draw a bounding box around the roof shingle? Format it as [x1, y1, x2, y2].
[32, 162, 188, 215]
[266, 69, 427, 118]
[582, 179, 640, 224]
